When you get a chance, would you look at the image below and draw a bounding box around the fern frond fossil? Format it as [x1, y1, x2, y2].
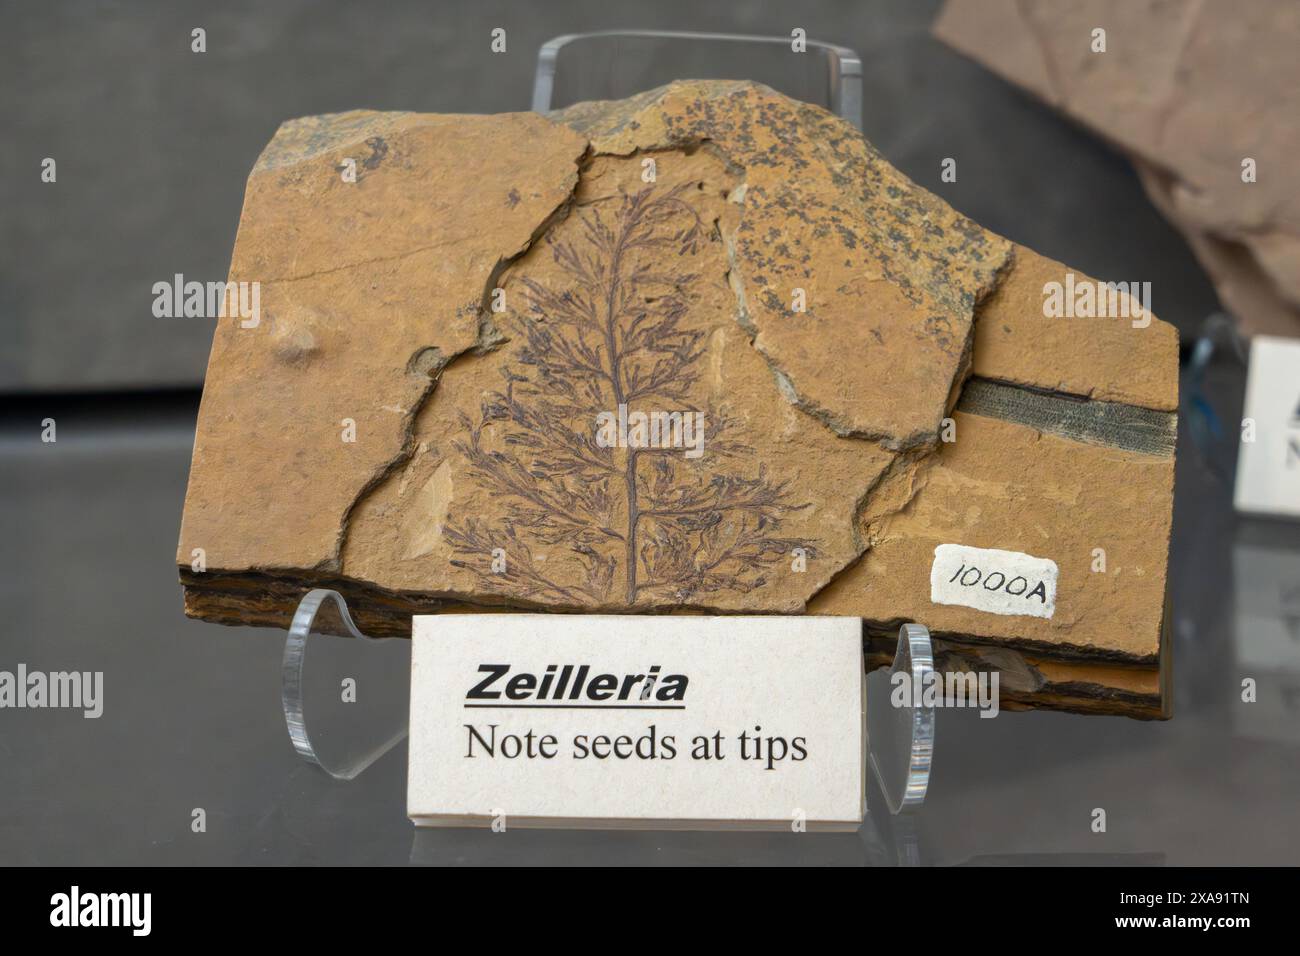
[446, 181, 813, 605]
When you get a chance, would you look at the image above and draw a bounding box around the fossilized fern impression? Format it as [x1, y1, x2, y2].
[445, 179, 810, 606]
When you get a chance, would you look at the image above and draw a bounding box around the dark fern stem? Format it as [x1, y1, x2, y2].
[446, 182, 815, 605]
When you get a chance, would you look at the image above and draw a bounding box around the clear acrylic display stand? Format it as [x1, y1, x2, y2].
[281, 589, 936, 815]
[865, 624, 935, 813]
[531, 29, 863, 129]
[279, 30, 932, 822]
[281, 590, 411, 781]
[1184, 312, 1248, 483]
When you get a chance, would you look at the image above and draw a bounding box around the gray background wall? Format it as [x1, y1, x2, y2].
[2, 0, 1216, 393]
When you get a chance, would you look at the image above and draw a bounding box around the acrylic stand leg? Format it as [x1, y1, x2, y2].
[281, 591, 936, 813]
[281, 589, 410, 780]
[1184, 311, 1248, 482]
[865, 623, 936, 814]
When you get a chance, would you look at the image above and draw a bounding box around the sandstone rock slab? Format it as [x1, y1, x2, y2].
[179, 81, 1178, 717]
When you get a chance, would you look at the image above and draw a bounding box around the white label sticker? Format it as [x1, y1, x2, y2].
[930, 544, 1058, 619]
[408, 615, 864, 831]
[1233, 335, 1300, 519]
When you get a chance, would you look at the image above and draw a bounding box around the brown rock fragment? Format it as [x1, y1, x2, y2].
[934, 0, 1300, 337]
[812, 412, 1174, 663]
[973, 246, 1178, 411]
[179, 110, 589, 574]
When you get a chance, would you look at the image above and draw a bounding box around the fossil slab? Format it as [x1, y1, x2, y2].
[179, 81, 1177, 717]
